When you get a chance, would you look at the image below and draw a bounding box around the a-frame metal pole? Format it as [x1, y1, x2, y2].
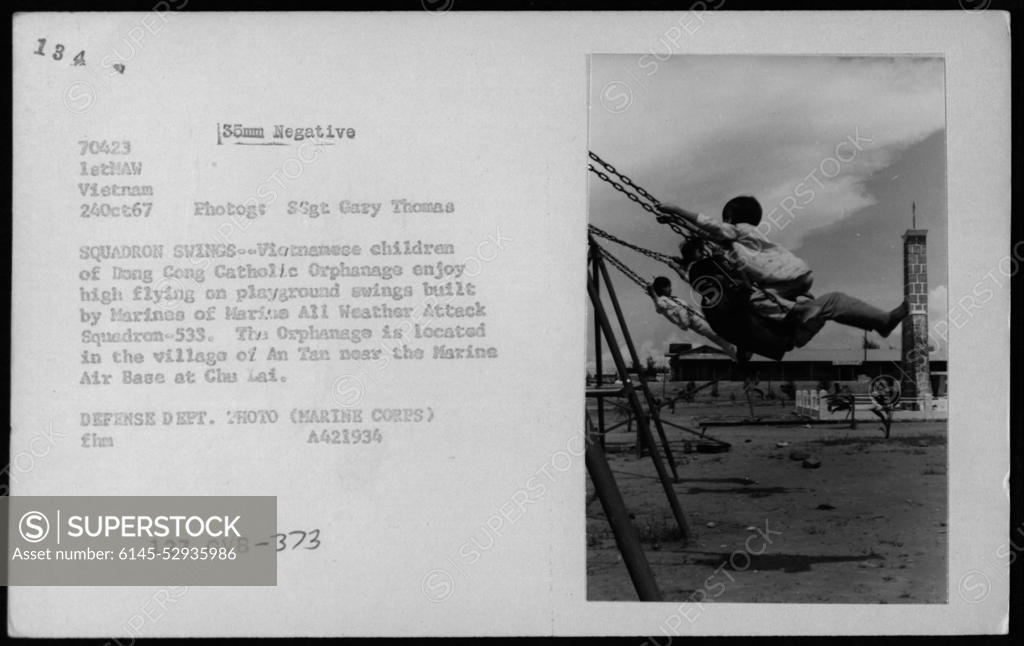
[591, 239, 681, 482]
[585, 415, 662, 601]
[587, 265, 690, 542]
[592, 249, 606, 450]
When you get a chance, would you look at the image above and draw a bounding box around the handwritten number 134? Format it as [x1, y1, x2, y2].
[35, 38, 86, 66]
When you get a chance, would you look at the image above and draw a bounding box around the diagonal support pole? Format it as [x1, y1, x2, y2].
[587, 260, 689, 542]
[585, 415, 662, 601]
[591, 237, 681, 482]
[591, 248, 606, 451]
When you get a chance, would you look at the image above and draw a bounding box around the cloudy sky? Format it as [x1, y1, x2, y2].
[587, 55, 947, 371]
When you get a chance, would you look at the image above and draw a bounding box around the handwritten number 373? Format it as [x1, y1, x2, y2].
[35, 39, 86, 66]
[275, 529, 321, 551]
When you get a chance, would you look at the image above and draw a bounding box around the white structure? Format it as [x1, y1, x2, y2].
[795, 389, 948, 421]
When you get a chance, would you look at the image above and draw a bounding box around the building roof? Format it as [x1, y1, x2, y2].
[676, 344, 948, 363]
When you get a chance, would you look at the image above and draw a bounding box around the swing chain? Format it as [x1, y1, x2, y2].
[588, 224, 673, 264]
[589, 165, 659, 216]
[588, 151, 662, 207]
[589, 151, 792, 315]
[588, 161, 693, 239]
[591, 239, 706, 323]
[594, 242, 648, 288]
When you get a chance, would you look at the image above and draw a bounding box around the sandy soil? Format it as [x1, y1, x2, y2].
[586, 403, 948, 603]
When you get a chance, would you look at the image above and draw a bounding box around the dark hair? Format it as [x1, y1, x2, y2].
[678, 239, 706, 266]
[652, 276, 671, 292]
[722, 195, 762, 226]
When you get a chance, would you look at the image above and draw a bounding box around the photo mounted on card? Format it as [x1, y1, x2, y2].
[8, 10, 1009, 638]
[585, 54, 948, 602]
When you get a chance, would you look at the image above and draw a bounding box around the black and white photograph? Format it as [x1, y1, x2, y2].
[586, 54, 951, 602]
[7, 9, 1010, 637]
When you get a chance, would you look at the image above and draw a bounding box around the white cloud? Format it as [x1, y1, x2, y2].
[590, 56, 946, 250]
[588, 55, 946, 362]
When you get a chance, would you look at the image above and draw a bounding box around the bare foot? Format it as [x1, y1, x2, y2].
[877, 300, 909, 338]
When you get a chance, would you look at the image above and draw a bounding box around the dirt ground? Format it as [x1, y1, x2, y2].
[586, 402, 948, 603]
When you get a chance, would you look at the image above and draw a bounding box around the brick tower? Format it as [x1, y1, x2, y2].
[901, 221, 931, 400]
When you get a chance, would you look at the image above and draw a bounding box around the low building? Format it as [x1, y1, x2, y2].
[666, 343, 948, 396]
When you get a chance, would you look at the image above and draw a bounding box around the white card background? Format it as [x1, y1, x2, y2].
[10, 11, 1010, 636]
